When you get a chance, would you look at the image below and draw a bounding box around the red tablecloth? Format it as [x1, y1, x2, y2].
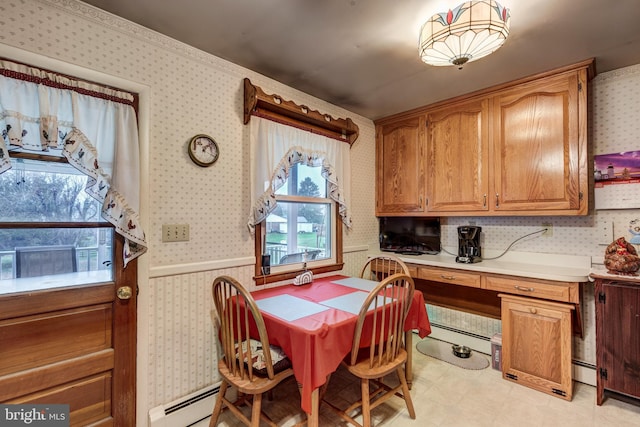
[250, 274, 431, 413]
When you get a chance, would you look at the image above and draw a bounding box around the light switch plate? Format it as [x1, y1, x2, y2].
[162, 224, 190, 242]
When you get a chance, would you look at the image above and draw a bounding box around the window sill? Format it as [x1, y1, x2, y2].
[254, 263, 344, 285]
[0, 270, 113, 295]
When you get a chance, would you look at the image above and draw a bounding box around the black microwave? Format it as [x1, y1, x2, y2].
[379, 217, 441, 255]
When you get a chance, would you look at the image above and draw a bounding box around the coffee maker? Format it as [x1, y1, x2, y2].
[456, 225, 482, 263]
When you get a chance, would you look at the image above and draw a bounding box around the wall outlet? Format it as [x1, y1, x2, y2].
[162, 224, 190, 242]
[598, 221, 614, 245]
[542, 223, 553, 237]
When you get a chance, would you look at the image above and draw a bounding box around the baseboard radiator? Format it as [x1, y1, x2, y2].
[149, 382, 221, 427]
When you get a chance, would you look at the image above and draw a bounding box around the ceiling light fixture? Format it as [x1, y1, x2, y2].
[419, 0, 510, 69]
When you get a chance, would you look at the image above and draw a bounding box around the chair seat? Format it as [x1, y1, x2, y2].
[236, 339, 292, 376]
[218, 359, 294, 394]
[345, 348, 408, 379]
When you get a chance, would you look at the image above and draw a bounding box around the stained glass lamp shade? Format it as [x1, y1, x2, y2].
[419, 0, 511, 69]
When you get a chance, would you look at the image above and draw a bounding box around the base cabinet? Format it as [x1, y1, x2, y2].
[500, 294, 574, 400]
[594, 277, 640, 405]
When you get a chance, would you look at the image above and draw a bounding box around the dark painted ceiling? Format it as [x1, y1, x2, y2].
[81, 0, 640, 120]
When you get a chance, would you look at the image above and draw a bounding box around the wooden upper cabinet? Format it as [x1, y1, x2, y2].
[426, 98, 489, 212]
[373, 59, 592, 217]
[492, 70, 587, 214]
[375, 115, 425, 215]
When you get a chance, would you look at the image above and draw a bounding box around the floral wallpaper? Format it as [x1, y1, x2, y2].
[2, 0, 640, 421]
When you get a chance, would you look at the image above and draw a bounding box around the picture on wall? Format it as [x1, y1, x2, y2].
[594, 150, 640, 209]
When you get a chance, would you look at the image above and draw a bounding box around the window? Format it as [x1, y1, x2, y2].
[0, 157, 114, 289]
[264, 164, 333, 268]
[254, 163, 344, 284]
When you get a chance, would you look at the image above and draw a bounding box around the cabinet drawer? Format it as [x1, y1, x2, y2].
[485, 275, 575, 302]
[417, 266, 481, 288]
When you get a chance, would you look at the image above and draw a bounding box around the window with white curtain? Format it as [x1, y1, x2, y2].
[0, 58, 145, 290]
[248, 116, 352, 283]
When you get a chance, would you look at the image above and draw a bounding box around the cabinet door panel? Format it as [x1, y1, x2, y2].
[501, 294, 573, 400]
[493, 73, 582, 212]
[376, 116, 425, 214]
[600, 281, 640, 399]
[426, 99, 489, 212]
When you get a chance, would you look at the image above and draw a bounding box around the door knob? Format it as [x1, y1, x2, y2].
[117, 286, 133, 300]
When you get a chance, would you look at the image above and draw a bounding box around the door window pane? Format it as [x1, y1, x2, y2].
[1, 158, 101, 222]
[0, 158, 113, 290]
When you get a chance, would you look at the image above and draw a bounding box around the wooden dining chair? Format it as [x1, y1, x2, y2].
[325, 273, 417, 427]
[359, 254, 410, 281]
[210, 275, 294, 427]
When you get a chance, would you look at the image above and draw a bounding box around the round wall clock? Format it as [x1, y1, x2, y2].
[187, 134, 219, 167]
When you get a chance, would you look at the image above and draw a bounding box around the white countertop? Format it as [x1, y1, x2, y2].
[374, 248, 592, 283]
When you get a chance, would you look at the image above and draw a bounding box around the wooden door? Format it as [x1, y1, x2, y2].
[375, 115, 425, 215]
[500, 294, 574, 400]
[596, 280, 640, 403]
[426, 98, 489, 212]
[0, 235, 136, 426]
[492, 70, 586, 213]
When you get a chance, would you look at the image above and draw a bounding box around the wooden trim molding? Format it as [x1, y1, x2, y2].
[243, 78, 359, 145]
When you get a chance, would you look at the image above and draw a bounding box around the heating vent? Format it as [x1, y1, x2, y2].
[149, 382, 222, 427]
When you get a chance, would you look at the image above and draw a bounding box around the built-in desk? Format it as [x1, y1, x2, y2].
[374, 250, 591, 400]
[391, 250, 589, 331]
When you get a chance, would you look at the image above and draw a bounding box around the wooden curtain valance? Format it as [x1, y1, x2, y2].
[243, 78, 359, 145]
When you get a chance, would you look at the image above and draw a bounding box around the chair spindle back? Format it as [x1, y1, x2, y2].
[212, 275, 276, 381]
[359, 254, 410, 282]
[349, 273, 415, 368]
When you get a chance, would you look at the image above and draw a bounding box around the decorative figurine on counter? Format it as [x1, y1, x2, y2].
[293, 270, 313, 286]
[604, 236, 640, 275]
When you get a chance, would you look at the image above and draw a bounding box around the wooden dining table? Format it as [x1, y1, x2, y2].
[250, 274, 431, 427]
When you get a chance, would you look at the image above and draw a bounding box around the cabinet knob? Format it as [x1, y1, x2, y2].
[529, 307, 538, 314]
[514, 285, 535, 292]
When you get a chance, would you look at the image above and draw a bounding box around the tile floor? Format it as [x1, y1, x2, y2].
[199, 336, 640, 427]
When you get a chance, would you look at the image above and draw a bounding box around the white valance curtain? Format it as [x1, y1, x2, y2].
[0, 59, 146, 266]
[248, 116, 352, 232]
